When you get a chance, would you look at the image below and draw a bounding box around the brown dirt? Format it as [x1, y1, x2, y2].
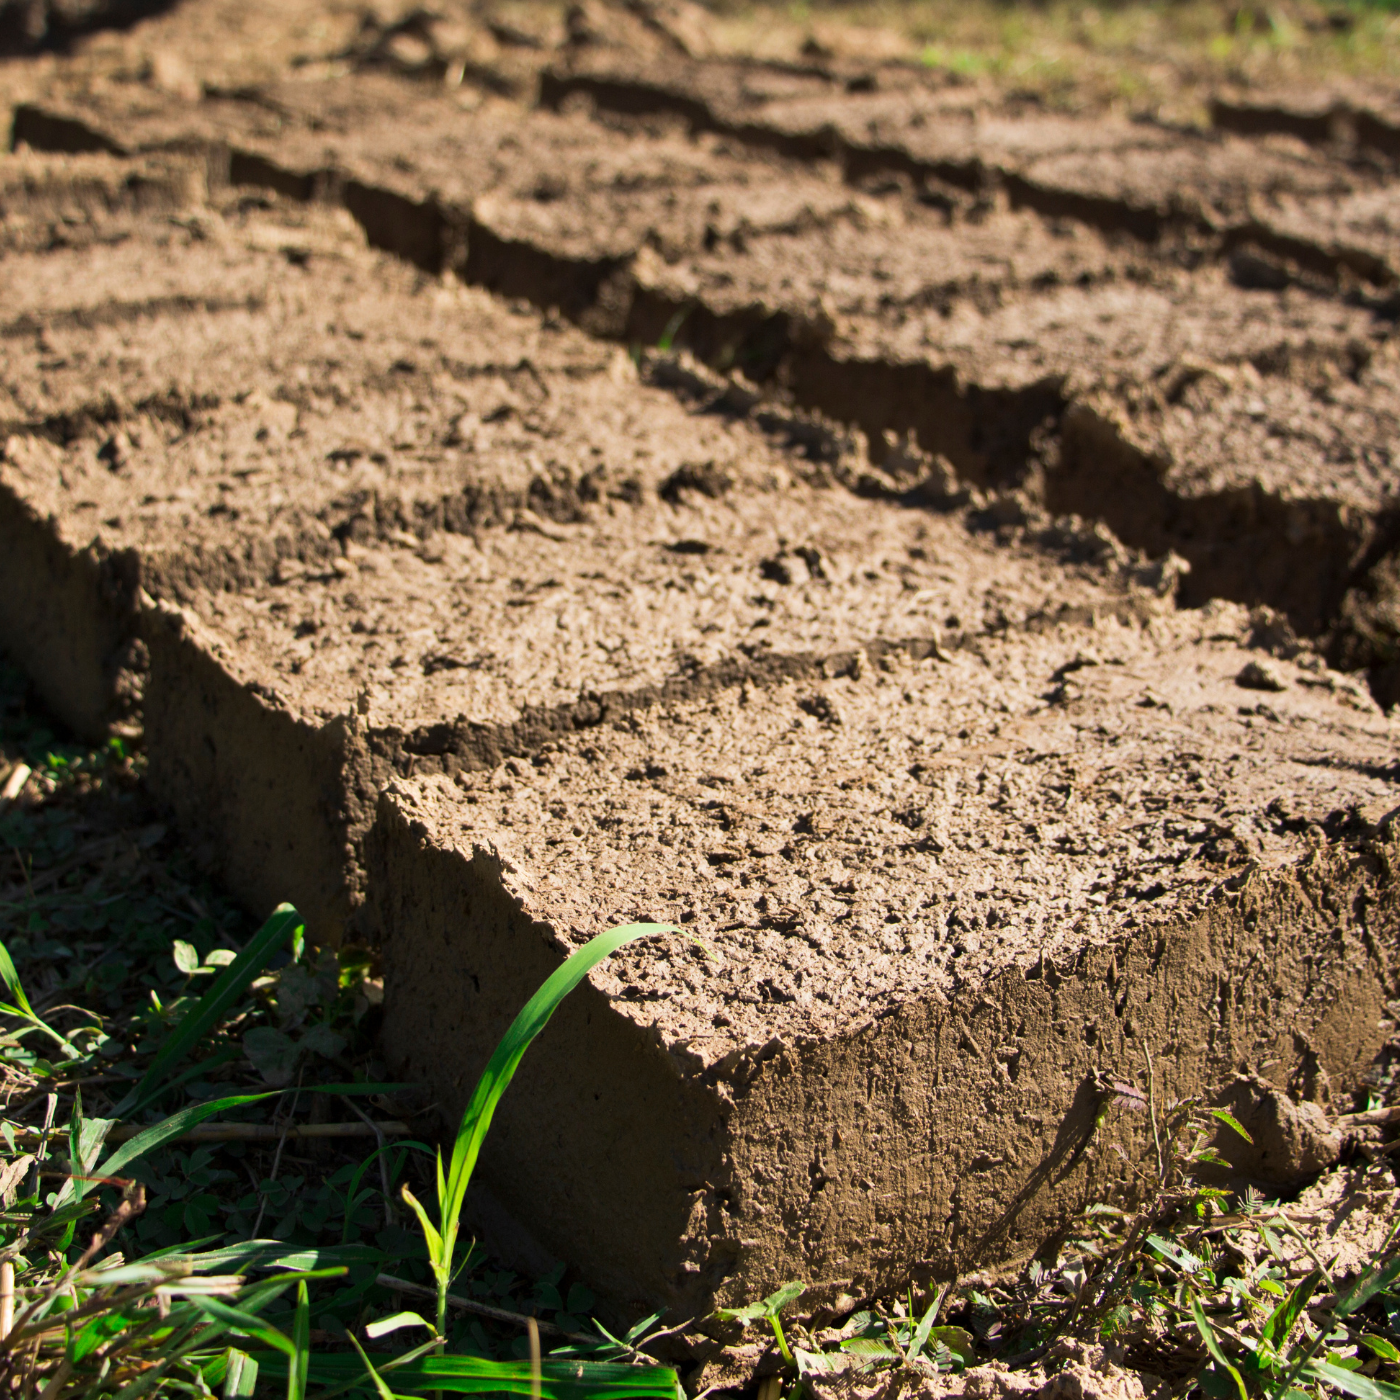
[806, 1338, 1162, 1400]
[0, 0, 1398, 1330]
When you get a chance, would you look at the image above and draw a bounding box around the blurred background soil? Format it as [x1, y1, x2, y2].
[0, 0, 1395, 128]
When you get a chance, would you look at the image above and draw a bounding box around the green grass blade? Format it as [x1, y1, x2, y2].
[1191, 1296, 1248, 1400]
[1334, 1257, 1400, 1318]
[400, 1184, 444, 1264]
[0, 937, 80, 1058]
[56, 1089, 116, 1206]
[193, 1299, 297, 1358]
[347, 1333, 400, 1400]
[117, 904, 303, 1116]
[906, 1292, 941, 1363]
[254, 1351, 680, 1399]
[224, 1349, 259, 1400]
[94, 1091, 279, 1179]
[438, 923, 679, 1249]
[288, 1280, 311, 1400]
[0, 936, 38, 1018]
[160, 1242, 385, 1273]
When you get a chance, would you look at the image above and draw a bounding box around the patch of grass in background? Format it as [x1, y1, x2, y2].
[705, 0, 1400, 121]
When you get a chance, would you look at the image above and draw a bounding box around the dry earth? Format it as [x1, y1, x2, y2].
[0, 0, 1396, 1338]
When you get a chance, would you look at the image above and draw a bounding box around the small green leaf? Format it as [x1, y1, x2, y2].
[841, 1337, 901, 1359]
[1148, 1234, 1204, 1274]
[173, 940, 202, 976]
[299, 1024, 347, 1060]
[244, 1028, 299, 1087]
[713, 1303, 765, 1324]
[760, 1282, 806, 1319]
[793, 1349, 853, 1376]
[365, 1311, 435, 1339]
[117, 904, 304, 1116]
[927, 1327, 976, 1365]
[1210, 1108, 1255, 1144]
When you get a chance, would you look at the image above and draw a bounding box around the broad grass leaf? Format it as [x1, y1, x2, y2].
[224, 1349, 259, 1400]
[94, 1091, 280, 1179]
[400, 1185, 443, 1260]
[365, 1312, 435, 1339]
[1262, 1270, 1321, 1350]
[1307, 1360, 1400, 1400]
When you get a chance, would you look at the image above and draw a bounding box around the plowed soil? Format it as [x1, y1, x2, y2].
[0, 0, 1398, 1328]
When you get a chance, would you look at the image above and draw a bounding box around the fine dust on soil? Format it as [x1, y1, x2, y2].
[0, 0, 1397, 1363]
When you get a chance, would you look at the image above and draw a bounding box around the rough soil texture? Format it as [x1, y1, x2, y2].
[0, 0, 1399, 1328]
[806, 1338, 1161, 1400]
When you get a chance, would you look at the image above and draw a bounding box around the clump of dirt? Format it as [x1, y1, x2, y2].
[1209, 1074, 1345, 1188]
